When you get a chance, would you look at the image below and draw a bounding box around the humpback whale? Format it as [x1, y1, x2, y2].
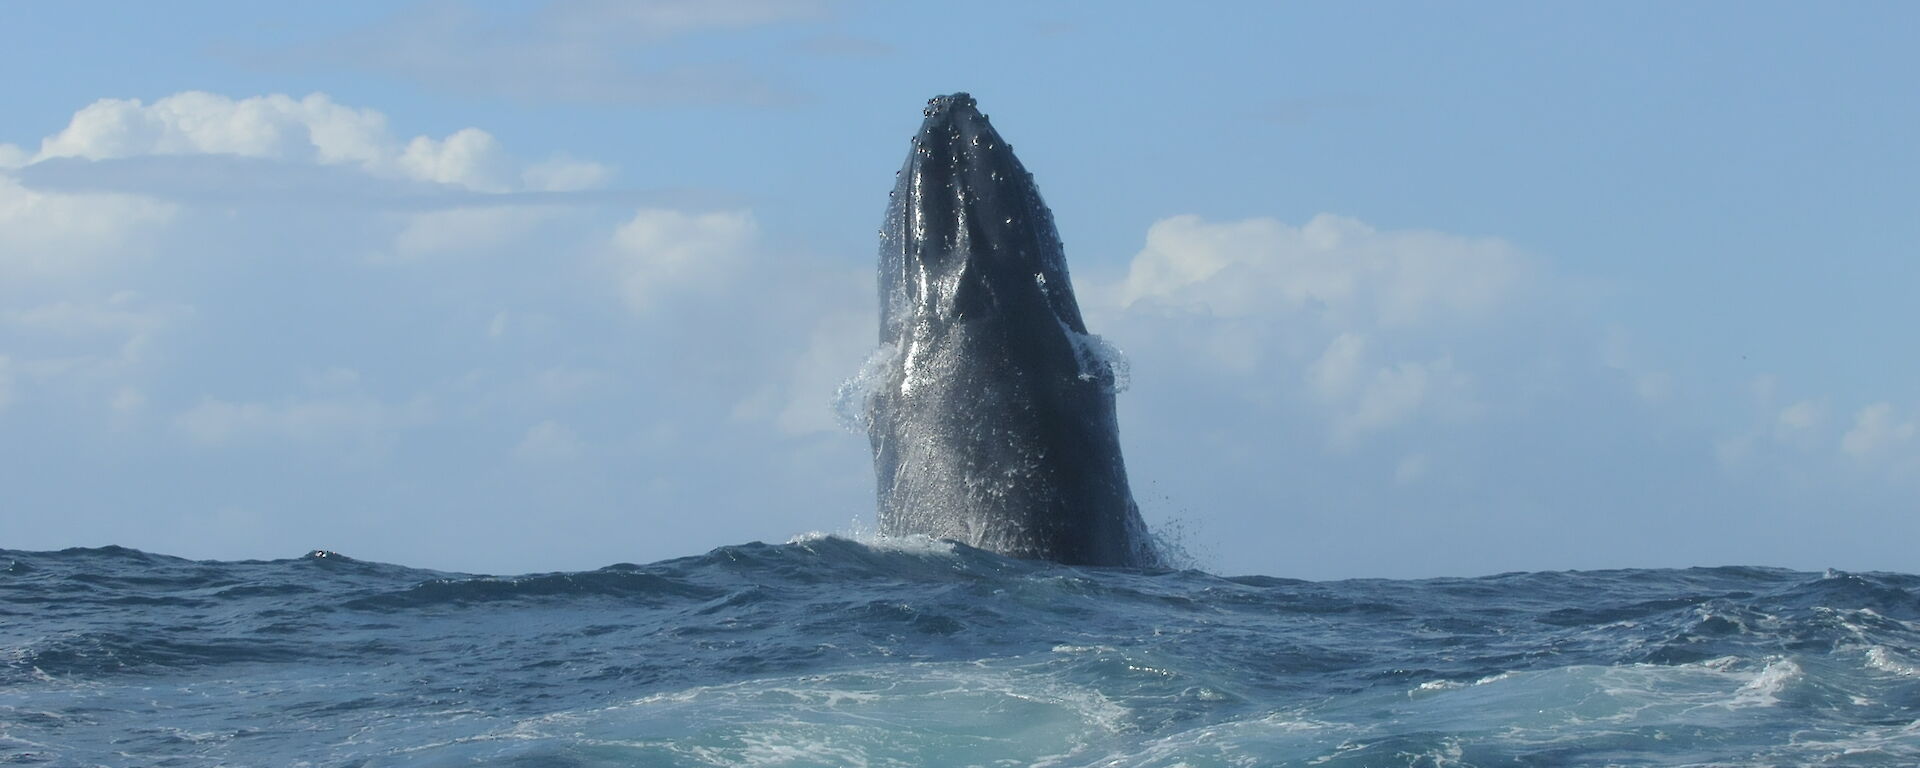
[860, 93, 1156, 567]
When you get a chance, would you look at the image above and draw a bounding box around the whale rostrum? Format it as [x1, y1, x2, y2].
[861, 93, 1156, 567]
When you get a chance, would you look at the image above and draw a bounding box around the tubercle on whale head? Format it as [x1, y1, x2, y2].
[881, 92, 1086, 343]
[921, 92, 978, 119]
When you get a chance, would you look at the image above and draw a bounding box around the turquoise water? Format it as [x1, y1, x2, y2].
[4, 537, 1919, 766]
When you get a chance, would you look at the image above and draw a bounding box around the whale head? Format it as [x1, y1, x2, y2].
[879, 92, 1088, 346]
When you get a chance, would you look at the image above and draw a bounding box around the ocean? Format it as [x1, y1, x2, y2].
[4, 536, 1919, 766]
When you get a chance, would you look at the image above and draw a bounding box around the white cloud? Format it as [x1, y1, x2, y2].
[29, 92, 574, 194]
[5, 292, 179, 349]
[1348, 359, 1462, 445]
[397, 128, 511, 192]
[1118, 214, 1526, 329]
[515, 420, 584, 462]
[608, 209, 756, 312]
[0, 144, 27, 169]
[1841, 403, 1916, 460]
[1103, 214, 1522, 449]
[1600, 326, 1673, 405]
[1307, 332, 1367, 399]
[0, 294, 190, 407]
[523, 156, 612, 192]
[5, 90, 627, 290]
[1776, 399, 1825, 433]
[1721, 391, 1918, 477]
[0, 175, 175, 277]
[773, 309, 873, 435]
[36, 92, 392, 169]
[387, 206, 558, 260]
[1305, 332, 1469, 447]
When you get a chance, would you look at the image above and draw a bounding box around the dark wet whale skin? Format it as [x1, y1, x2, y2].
[866, 93, 1154, 567]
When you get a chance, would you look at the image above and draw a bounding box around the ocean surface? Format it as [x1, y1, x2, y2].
[4, 537, 1919, 767]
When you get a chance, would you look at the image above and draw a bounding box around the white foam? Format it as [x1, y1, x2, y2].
[521, 658, 1132, 768]
[832, 343, 900, 434]
[1730, 657, 1801, 707]
[1410, 679, 1466, 696]
[1064, 329, 1131, 394]
[1697, 655, 1743, 671]
[1867, 646, 1920, 677]
[785, 530, 962, 558]
[1472, 671, 1515, 686]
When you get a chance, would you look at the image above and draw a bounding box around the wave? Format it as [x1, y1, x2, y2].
[5, 541, 1920, 765]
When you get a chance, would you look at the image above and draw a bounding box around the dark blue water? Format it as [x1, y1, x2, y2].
[4, 537, 1919, 766]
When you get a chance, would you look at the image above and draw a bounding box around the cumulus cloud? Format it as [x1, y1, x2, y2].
[1106, 213, 1521, 447]
[0, 175, 175, 277]
[1307, 332, 1369, 402]
[0, 90, 647, 429]
[33, 91, 405, 179]
[25, 91, 563, 195]
[1841, 403, 1916, 460]
[732, 306, 872, 436]
[1776, 399, 1825, 434]
[1307, 333, 1471, 447]
[1714, 377, 1920, 481]
[386, 206, 560, 260]
[1118, 214, 1526, 329]
[396, 128, 512, 192]
[1598, 326, 1675, 405]
[3, 90, 642, 300]
[0, 293, 190, 399]
[608, 209, 757, 312]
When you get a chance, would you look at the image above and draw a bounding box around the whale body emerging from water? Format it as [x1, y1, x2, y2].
[860, 93, 1156, 567]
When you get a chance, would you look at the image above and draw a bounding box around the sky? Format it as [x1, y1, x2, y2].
[2, 1, 1915, 579]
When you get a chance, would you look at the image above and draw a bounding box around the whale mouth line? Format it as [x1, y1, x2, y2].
[860, 92, 1156, 568]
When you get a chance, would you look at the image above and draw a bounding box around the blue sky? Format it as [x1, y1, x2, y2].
[2, 1, 1914, 578]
